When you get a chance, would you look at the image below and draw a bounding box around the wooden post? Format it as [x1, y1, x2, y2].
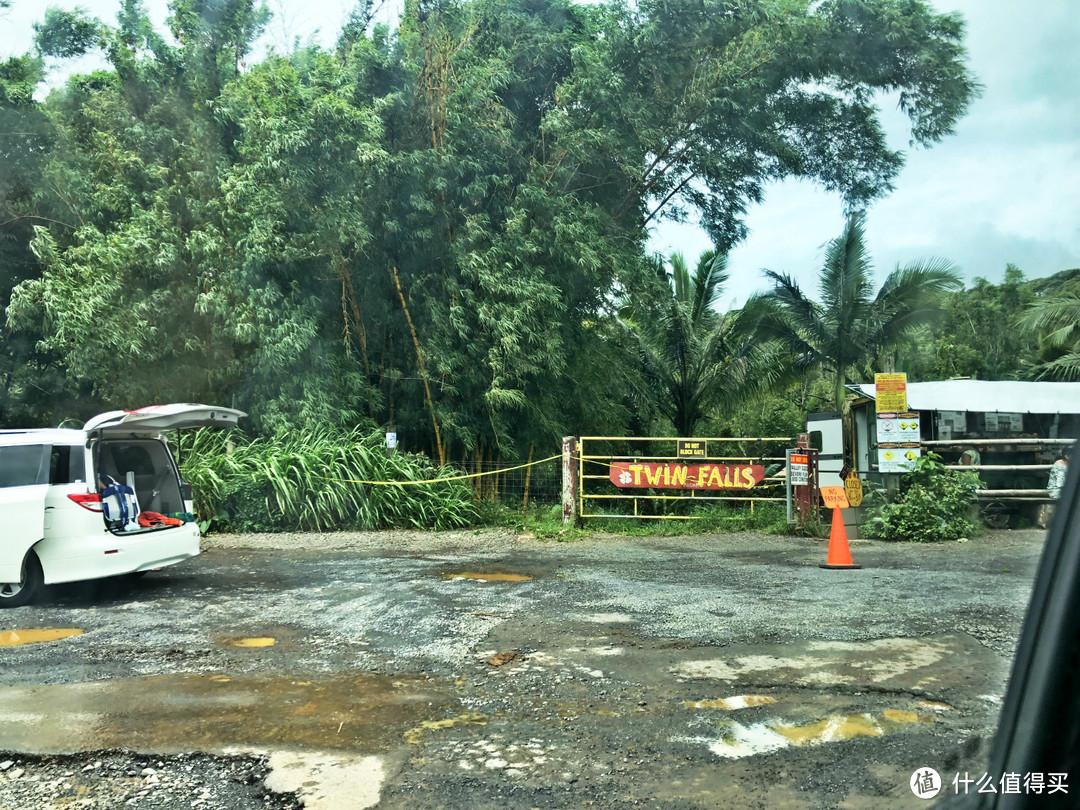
[562, 436, 578, 525]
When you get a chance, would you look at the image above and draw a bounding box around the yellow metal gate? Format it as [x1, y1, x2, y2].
[578, 435, 790, 520]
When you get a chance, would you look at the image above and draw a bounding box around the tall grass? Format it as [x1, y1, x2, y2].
[179, 428, 477, 532]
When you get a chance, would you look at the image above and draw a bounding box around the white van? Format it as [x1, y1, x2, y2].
[0, 403, 245, 608]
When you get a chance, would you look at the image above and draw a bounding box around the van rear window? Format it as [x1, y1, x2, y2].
[50, 444, 86, 484]
[0, 444, 49, 488]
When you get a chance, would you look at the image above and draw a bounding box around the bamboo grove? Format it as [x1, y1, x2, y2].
[1, 0, 1004, 467]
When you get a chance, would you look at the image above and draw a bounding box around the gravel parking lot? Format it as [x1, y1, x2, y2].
[0, 528, 1047, 809]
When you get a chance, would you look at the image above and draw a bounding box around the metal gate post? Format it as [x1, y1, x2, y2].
[562, 436, 579, 525]
[786, 449, 793, 524]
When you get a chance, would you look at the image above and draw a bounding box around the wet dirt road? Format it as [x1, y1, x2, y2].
[0, 529, 1046, 809]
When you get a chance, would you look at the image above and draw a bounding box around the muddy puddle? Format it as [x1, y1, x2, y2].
[439, 572, 533, 582]
[227, 637, 277, 648]
[693, 708, 935, 759]
[0, 672, 455, 755]
[0, 628, 84, 646]
[684, 694, 776, 710]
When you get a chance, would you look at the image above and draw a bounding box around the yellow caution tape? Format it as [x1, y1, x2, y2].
[336, 454, 561, 486]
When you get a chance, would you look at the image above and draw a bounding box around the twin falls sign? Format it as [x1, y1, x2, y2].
[609, 462, 766, 490]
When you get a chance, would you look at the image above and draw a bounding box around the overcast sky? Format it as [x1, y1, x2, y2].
[3, 0, 1078, 307]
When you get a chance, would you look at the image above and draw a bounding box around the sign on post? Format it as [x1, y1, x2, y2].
[609, 462, 765, 490]
[877, 411, 920, 473]
[844, 474, 864, 507]
[896, 413, 921, 442]
[878, 445, 921, 473]
[789, 453, 809, 486]
[875, 373, 908, 413]
[677, 439, 708, 459]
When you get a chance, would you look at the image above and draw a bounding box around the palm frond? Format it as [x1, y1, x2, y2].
[670, 252, 691, 306]
[820, 213, 874, 325]
[1018, 294, 1080, 345]
[691, 250, 728, 324]
[1032, 352, 1080, 381]
[876, 258, 963, 307]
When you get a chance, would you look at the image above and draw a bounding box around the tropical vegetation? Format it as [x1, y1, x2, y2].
[863, 452, 981, 542]
[758, 213, 963, 408]
[1, 0, 1074, 529]
[624, 251, 791, 437]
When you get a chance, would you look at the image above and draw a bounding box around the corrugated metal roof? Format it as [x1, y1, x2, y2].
[847, 380, 1080, 414]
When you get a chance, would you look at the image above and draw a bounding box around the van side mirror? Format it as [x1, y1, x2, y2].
[180, 482, 193, 501]
[809, 430, 823, 451]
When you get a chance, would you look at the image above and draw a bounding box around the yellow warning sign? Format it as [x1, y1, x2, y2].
[875, 373, 908, 413]
[844, 474, 864, 508]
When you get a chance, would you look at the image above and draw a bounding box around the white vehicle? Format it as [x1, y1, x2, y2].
[0, 403, 245, 608]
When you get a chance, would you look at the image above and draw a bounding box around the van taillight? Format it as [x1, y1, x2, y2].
[68, 493, 104, 512]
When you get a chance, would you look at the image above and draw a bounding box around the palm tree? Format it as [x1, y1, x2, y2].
[1019, 293, 1080, 379]
[760, 213, 962, 408]
[625, 249, 790, 437]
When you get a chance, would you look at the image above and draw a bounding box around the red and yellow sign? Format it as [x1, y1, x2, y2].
[609, 462, 766, 490]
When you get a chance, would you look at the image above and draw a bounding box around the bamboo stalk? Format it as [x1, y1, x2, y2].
[392, 265, 445, 466]
[522, 442, 534, 509]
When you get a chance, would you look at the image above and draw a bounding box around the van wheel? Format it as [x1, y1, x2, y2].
[0, 551, 43, 609]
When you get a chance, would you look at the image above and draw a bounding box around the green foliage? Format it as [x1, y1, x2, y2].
[179, 427, 478, 532]
[863, 452, 981, 542]
[625, 249, 795, 436]
[33, 9, 101, 58]
[901, 264, 1038, 380]
[719, 388, 806, 439]
[2, 0, 980, 464]
[478, 501, 589, 541]
[1019, 278, 1080, 380]
[589, 502, 791, 536]
[761, 213, 961, 405]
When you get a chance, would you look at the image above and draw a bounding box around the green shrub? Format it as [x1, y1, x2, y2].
[477, 501, 590, 541]
[862, 452, 981, 542]
[179, 428, 477, 532]
[585, 501, 790, 536]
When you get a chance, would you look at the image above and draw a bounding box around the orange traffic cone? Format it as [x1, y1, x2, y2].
[820, 507, 861, 569]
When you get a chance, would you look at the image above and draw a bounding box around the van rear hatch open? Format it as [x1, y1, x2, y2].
[84, 404, 246, 434]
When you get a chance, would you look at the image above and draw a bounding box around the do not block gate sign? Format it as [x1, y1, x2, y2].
[789, 452, 809, 486]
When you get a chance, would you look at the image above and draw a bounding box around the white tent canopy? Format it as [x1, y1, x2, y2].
[847, 380, 1080, 415]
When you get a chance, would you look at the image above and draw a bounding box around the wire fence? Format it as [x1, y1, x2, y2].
[455, 457, 563, 506]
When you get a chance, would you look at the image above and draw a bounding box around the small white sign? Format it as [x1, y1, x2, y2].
[877, 413, 898, 443]
[897, 413, 921, 442]
[385, 431, 398, 450]
[985, 412, 1023, 433]
[878, 446, 920, 473]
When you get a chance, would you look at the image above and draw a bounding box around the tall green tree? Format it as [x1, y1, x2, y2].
[555, 0, 979, 247]
[900, 264, 1038, 380]
[626, 250, 789, 436]
[3, 0, 979, 454]
[761, 213, 962, 407]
